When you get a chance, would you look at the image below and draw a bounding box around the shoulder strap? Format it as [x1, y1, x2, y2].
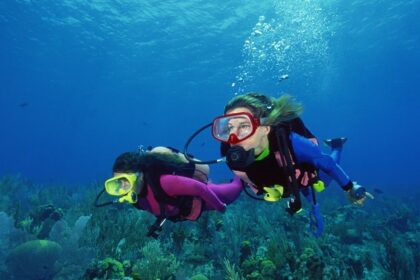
[144, 172, 180, 206]
[145, 170, 195, 218]
[274, 126, 320, 207]
[274, 125, 302, 214]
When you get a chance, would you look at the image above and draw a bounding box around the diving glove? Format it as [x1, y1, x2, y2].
[263, 184, 284, 202]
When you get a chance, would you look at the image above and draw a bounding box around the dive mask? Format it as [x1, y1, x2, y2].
[104, 173, 140, 204]
[212, 112, 264, 144]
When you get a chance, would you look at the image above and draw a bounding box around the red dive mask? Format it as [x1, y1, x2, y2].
[212, 112, 262, 144]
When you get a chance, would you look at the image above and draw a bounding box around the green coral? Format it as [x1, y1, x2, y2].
[171, 227, 188, 250]
[6, 239, 62, 280]
[82, 257, 125, 279]
[132, 240, 179, 280]
[191, 274, 209, 280]
[240, 257, 277, 280]
[260, 259, 275, 278]
[241, 258, 259, 275]
[295, 247, 325, 280]
[240, 240, 252, 264]
[1, 174, 420, 280]
[266, 237, 290, 268]
[247, 271, 262, 280]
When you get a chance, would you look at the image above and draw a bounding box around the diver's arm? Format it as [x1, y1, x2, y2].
[206, 175, 243, 205]
[290, 133, 374, 204]
[160, 175, 226, 211]
[232, 170, 260, 194]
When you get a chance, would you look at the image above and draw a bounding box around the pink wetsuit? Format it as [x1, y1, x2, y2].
[136, 175, 242, 220]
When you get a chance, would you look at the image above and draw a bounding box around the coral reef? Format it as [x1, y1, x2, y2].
[6, 240, 62, 280]
[82, 257, 125, 280]
[26, 204, 64, 238]
[0, 175, 419, 279]
[132, 240, 179, 280]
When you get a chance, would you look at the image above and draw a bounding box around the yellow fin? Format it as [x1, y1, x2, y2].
[263, 184, 284, 202]
[313, 180, 325, 192]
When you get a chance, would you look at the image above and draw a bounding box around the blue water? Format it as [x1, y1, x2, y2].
[1, 0, 419, 191]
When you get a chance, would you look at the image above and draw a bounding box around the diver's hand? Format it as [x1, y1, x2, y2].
[347, 182, 374, 206]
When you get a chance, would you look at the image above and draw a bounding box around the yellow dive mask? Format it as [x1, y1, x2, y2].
[104, 173, 140, 204]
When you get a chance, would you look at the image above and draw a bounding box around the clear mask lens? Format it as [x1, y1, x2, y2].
[212, 113, 257, 144]
[105, 173, 138, 196]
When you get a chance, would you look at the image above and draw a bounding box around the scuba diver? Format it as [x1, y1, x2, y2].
[96, 146, 243, 238]
[184, 92, 373, 237]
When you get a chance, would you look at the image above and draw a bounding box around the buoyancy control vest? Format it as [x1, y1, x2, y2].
[134, 157, 203, 222]
[221, 117, 320, 197]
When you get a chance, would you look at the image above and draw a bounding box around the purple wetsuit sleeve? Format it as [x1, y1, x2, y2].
[205, 176, 243, 206]
[160, 175, 226, 211]
[290, 132, 351, 187]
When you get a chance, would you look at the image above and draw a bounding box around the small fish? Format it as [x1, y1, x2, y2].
[278, 74, 289, 81]
[373, 188, 383, 194]
[19, 102, 29, 107]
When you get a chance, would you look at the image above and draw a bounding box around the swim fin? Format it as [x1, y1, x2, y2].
[324, 137, 347, 149]
[263, 184, 284, 202]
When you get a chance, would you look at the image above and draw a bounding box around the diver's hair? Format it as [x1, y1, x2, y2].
[112, 151, 185, 173]
[224, 92, 303, 126]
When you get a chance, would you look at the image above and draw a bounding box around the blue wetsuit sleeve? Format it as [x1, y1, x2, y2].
[290, 132, 351, 187]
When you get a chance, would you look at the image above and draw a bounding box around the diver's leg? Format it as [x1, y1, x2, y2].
[301, 187, 312, 203]
[324, 137, 347, 163]
[319, 137, 347, 186]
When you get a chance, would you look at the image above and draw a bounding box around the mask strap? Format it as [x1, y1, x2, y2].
[134, 174, 146, 198]
[94, 189, 118, 208]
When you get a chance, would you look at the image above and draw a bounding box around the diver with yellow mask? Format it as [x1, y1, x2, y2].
[97, 146, 243, 238]
[104, 172, 143, 204]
